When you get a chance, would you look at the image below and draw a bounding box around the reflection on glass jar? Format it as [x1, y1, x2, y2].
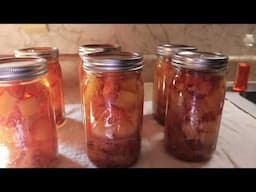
[14, 47, 65, 127]
[82, 52, 144, 167]
[0, 57, 57, 168]
[153, 44, 197, 125]
[165, 51, 228, 161]
[78, 44, 121, 106]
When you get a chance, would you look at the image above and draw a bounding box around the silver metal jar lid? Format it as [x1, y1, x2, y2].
[14, 47, 59, 59]
[157, 44, 197, 57]
[79, 44, 121, 58]
[172, 51, 229, 72]
[0, 57, 47, 81]
[83, 51, 143, 72]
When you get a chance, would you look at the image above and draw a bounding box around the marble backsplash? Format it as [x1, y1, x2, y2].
[1, 24, 256, 55]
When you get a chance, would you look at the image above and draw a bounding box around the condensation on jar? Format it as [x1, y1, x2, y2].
[165, 51, 228, 162]
[82, 52, 144, 168]
[153, 44, 197, 125]
[78, 44, 121, 96]
[14, 47, 65, 127]
[0, 57, 57, 168]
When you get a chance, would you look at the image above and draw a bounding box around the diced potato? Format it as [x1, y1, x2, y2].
[171, 89, 185, 110]
[6, 107, 22, 128]
[7, 85, 25, 100]
[182, 121, 200, 141]
[112, 106, 137, 137]
[91, 105, 106, 121]
[207, 118, 221, 133]
[25, 83, 41, 97]
[115, 114, 135, 137]
[161, 62, 171, 75]
[6, 108, 35, 146]
[92, 93, 105, 107]
[155, 61, 163, 76]
[113, 90, 137, 110]
[27, 144, 57, 167]
[7, 143, 56, 168]
[156, 60, 170, 75]
[92, 109, 109, 138]
[84, 78, 103, 105]
[86, 92, 105, 121]
[5, 147, 25, 168]
[200, 132, 218, 145]
[199, 121, 219, 146]
[168, 68, 175, 79]
[18, 97, 39, 117]
[0, 91, 17, 116]
[120, 76, 137, 93]
[92, 106, 137, 138]
[174, 80, 185, 92]
[31, 86, 49, 104]
[0, 126, 15, 144]
[199, 80, 212, 96]
[126, 108, 142, 129]
[31, 117, 56, 142]
[103, 77, 120, 102]
[204, 92, 223, 114]
[185, 72, 201, 86]
[23, 114, 37, 131]
[0, 87, 4, 96]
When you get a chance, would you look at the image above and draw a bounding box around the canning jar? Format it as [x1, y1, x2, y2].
[78, 44, 121, 105]
[82, 52, 144, 167]
[153, 44, 197, 125]
[0, 57, 57, 168]
[14, 47, 65, 126]
[165, 51, 228, 161]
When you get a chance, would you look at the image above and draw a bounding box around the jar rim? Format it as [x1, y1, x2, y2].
[0, 57, 47, 81]
[172, 51, 229, 72]
[79, 43, 121, 58]
[14, 47, 59, 59]
[82, 51, 143, 72]
[157, 43, 197, 57]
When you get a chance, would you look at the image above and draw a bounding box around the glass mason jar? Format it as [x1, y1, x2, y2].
[153, 44, 197, 125]
[0, 57, 57, 168]
[81, 52, 144, 167]
[14, 47, 65, 127]
[165, 51, 228, 161]
[78, 44, 121, 105]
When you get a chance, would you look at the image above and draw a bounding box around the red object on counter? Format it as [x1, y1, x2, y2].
[232, 63, 250, 92]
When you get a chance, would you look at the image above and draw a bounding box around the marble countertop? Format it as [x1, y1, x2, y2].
[56, 83, 256, 168]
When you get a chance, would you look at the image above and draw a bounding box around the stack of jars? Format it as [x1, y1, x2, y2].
[0, 47, 65, 168]
[153, 44, 228, 161]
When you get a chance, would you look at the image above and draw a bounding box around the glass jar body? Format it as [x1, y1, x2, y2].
[153, 55, 175, 125]
[0, 76, 57, 168]
[82, 70, 144, 167]
[46, 58, 65, 126]
[165, 68, 226, 161]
